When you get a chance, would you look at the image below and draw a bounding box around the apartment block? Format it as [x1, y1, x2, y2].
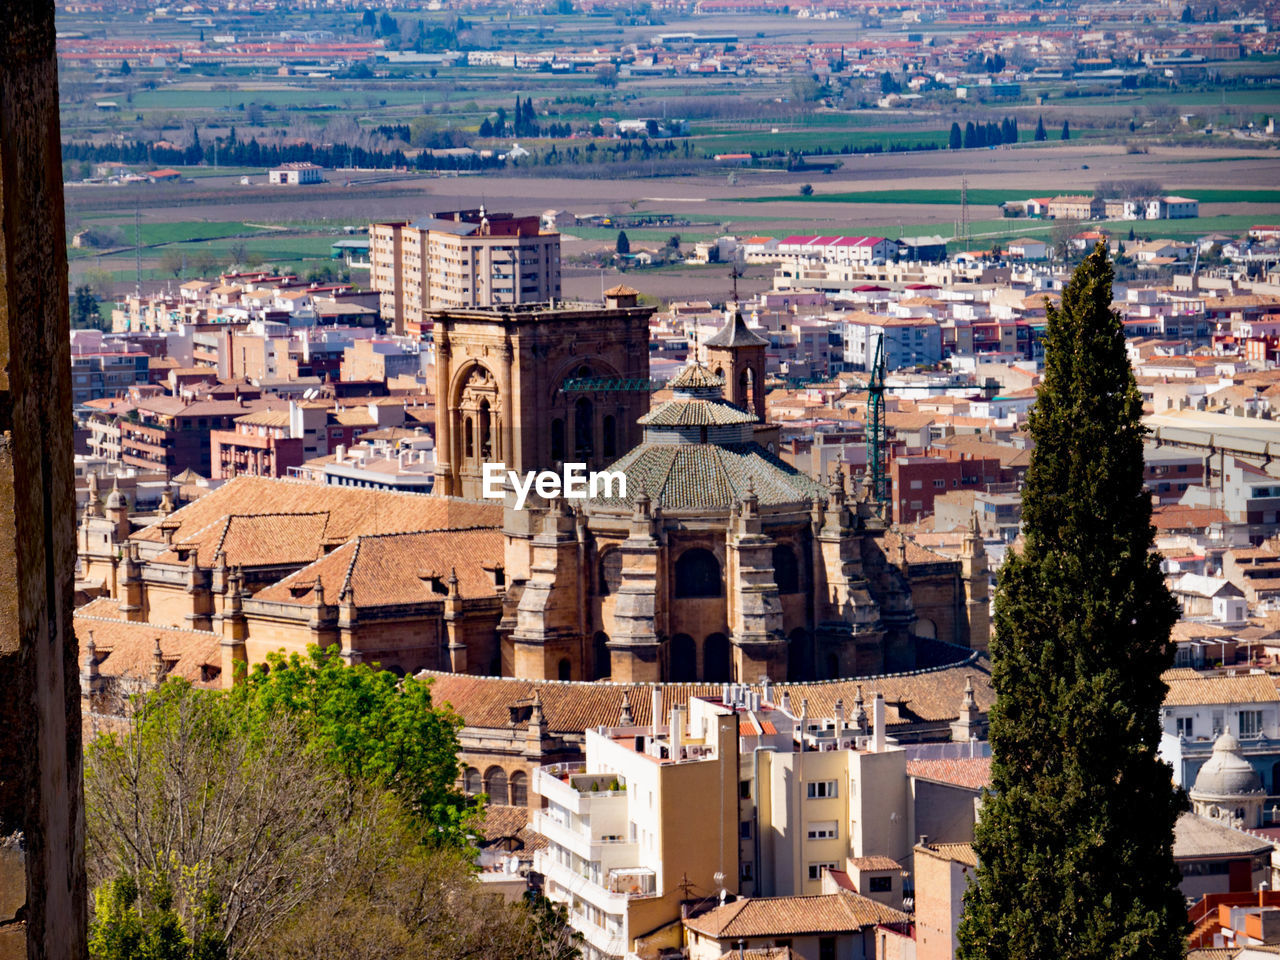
[369, 209, 561, 336]
[532, 696, 740, 960]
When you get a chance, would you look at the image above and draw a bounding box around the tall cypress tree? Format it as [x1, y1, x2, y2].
[956, 243, 1187, 960]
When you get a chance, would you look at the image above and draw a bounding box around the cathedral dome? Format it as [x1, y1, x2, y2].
[1191, 732, 1264, 799]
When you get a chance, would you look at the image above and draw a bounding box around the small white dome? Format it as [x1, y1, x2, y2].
[1191, 732, 1264, 799]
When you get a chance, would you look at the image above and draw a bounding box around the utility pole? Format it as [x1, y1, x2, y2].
[960, 174, 969, 246]
[135, 192, 142, 294]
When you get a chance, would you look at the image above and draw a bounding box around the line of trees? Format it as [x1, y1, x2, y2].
[949, 117, 1020, 149]
[62, 134, 504, 173]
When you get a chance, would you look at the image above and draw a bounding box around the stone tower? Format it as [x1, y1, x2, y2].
[430, 290, 654, 501]
[704, 309, 769, 422]
[961, 512, 990, 652]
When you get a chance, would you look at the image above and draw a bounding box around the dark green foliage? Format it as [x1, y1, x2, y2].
[950, 122, 963, 150]
[1061, 119, 1071, 140]
[1035, 115, 1047, 141]
[956, 244, 1187, 960]
[615, 230, 630, 255]
[73, 284, 101, 330]
[90, 874, 225, 960]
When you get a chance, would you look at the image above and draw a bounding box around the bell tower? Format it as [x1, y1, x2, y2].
[703, 309, 768, 422]
[431, 293, 655, 501]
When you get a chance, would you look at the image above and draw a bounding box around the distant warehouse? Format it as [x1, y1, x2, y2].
[268, 162, 324, 185]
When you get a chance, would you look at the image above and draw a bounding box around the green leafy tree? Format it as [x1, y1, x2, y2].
[231, 646, 478, 843]
[799, 183, 813, 196]
[1061, 119, 1071, 140]
[956, 243, 1186, 960]
[949, 122, 962, 150]
[615, 230, 630, 255]
[1034, 115, 1047, 141]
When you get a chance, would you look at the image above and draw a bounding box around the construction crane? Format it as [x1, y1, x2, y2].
[866, 335, 888, 505]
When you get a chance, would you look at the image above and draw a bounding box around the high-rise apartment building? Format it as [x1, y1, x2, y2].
[369, 209, 561, 336]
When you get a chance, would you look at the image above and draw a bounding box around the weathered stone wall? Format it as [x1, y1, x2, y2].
[0, 1, 88, 956]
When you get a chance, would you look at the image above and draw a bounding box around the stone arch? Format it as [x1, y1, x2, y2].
[772, 543, 801, 594]
[557, 657, 572, 681]
[510, 771, 529, 807]
[674, 548, 722, 598]
[593, 631, 611, 680]
[704, 633, 731, 683]
[670, 634, 696, 682]
[915, 618, 937, 639]
[484, 766, 508, 805]
[463, 767, 482, 795]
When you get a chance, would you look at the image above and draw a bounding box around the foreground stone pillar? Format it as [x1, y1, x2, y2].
[0, 1, 89, 957]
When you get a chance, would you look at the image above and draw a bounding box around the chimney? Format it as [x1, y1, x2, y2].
[651, 687, 662, 743]
[873, 694, 886, 753]
[760, 675, 771, 704]
[671, 705, 684, 758]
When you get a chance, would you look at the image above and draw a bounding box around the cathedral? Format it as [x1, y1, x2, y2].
[437, 290, 991, 684]
[75, 289, 987, 689]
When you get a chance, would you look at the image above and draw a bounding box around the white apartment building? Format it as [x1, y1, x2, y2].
[840, 312, 943, 372]
[532, 695, 740, 960]
[369, 209, 561, 335]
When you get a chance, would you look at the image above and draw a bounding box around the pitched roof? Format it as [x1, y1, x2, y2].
[253, 527, 502, 606]
[918, 842, 978, 867]
[705, 311, 769, 349]
[684, 890, 909, 939]
[1162, 671, 1280, 707]
[1173, 811, 1274, 859]
[906, 756, 992, 791]
[154, 513, 331, 568]
[75, 610, 221, 686]
[419, 654, 990, 734]
[131, 477, 501, 548]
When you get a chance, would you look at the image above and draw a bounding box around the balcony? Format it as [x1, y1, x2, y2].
[532, 811, 637, 866]
[533, 762, 627, 815]
[534, 851, 658, 912]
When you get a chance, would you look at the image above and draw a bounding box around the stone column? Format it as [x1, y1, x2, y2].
[434, 331, 453, 495]
[0, 1, 89, 955]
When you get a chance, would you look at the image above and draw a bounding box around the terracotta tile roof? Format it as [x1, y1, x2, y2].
[419, 656, 991, 735]
[478, 804, 546, 852]
[906, 756, 992, 791]
[75, 610, 221, 686]
[154, 512, 331, 568]
[918, 842, 978, 867]
[254, 527, 502, 606]
[77, 596, 123, 620]
[883, 530, 953, 566]
[1152, 505, 1229, 531]
[847, 856, 902, 872]
[1162, 671, 1280, 706]
[131, 477, 501, 547]
[684, 890, 908, 939]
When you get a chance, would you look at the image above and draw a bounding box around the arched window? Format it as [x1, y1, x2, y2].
[479, 400, 493, 460]
[484, 766, 508, 805]
[669, 634, 696, 682]
[510, 771, 528, 807]
[915, 618, 937, 640]
[598, 549, 623, 597]
[464, 767, 482, 795]
[603, 415, 617, 458]
[575, 398, 594, 457]
[464, 417, 474, 459]
[558, 658, 571, 681]
[674, 549, 722, 598]
[551, 418, 566, 462]
[704, 633, 731, 683]
[772, 544, 801, 594]
[593, 632, 611, 680]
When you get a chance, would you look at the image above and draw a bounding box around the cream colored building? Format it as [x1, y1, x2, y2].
[532, 695, 740, 960]
[368, 209, 561, 336]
